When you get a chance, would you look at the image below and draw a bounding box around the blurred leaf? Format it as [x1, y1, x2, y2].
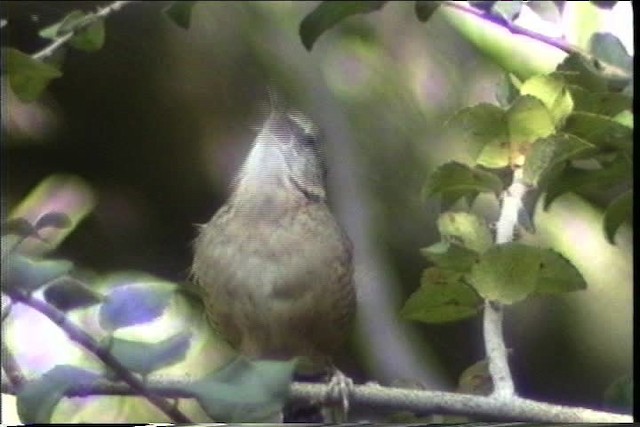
[69, 19, 105, 52]
[603, 190, 632, 244]
[425, 161, 503, 207]
[566, 85, 631, 117]
[437, 212, 493, 253]
[532, 249, 587, 295]
[495, 73, 521, 107]
[299, 1, 388, 51]
[414, 1, 441, 22]
[589, 32, 633, 75]
[612, 110, 633, 128]
[109, 332, 192, 376]
[99, 283, 174, 331]
[2, 217, 37, 239]
[603, 375, 633, 414]
[457, 359, 493, 395]
[563, 112, 632, 154]
[491, 0, 522, 22]
[590, 1, 618, 8]
[468, 243, 541, 304]
[3, 254, 73, 294]
[43, 277, 103, 311]
[421, 241, 479, 272]
[4, 48, 62, 102]
[163, 1, 197, 30]
[401, 268, 481, 324]
[39, 10, 85, 39]
[520, 74, 574, 126]
[556, 53, 608, 92]
[526, 1, 561, 24]
[445, 103, 509, 168]
[563, 1, 603, 50]
[468, 1, 496, 13]
[17, 365, 100, 423]
[34, 212, 73, 231]
[523, 133, 596, 186]
[506, 95, 555, 164]
[188, 357, 296, 422]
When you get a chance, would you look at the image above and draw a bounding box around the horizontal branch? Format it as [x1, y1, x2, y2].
[1, 378, 631, 423]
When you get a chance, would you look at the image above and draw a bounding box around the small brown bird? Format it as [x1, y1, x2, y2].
[191, 101, 356, 378]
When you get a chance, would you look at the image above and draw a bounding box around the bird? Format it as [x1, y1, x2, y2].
[191, 95, 356, 420]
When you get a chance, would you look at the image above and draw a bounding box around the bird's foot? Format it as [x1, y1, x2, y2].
[322, 368, 354, 423]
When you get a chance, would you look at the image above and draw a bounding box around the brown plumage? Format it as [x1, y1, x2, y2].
[191, 107, 355, 372]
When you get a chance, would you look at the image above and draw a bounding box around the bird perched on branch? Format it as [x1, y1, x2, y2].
[191, 94, 356, 420]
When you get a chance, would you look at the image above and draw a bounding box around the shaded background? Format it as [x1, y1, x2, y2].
[1, 0, 633, 421]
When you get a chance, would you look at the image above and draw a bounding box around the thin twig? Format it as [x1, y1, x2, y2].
[1, 339, 27, 391]
[0, 378, 631, 423]
[32, 1, 133, 61]
[3, 288, 191, 423]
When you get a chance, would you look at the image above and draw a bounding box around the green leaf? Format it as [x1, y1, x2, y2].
[414, 1, 441, 22]
[445, 103, 509, 168]
[603, 190, 632, 244]
[401, 268, 482, 324]
[4, 48, 62, 102]
[69, 19, 105, 52]
[437, 212, 493, 253]
[566, 85, 631, 117]
[39, 10, 86, 39]
[543, 153, 631, 209]
[533, 249, 587, 295]
[425, 161, 503, 207]
[299, 1, 388, 51]
[3, 254, 74, 294]
[603, 375, 633, 414]
[163, 1, 198, 30]
[495, 73, 521, 108]
[563, 1, 604, 50]
[188, 357, 296, 422]
[34, 212, 73, 231]
[589, 32, 633, 75]
[415, 0, 441, 22]
[526, 1, 561, 24]
[507, 95, 555, 162]
[468, 243, 542, 304]
[43, 277, 103, 311]
[520, 74, 574, 126]
[420, 241, 479, 273]
[523, 133, 596, 186]
[612, 110, 633, 128]
[17, 365, 100, 423]
[108, 332, 192, 376]
[556, 53, 608, 92]
[563, 112, 632, 154]
[99, 283, 174, 331]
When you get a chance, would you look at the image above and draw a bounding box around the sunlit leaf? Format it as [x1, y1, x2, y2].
[533, 249, 587, 295]
[43, 277, 103, 311]
[603, 190, 632, 244]
[187, 357, 296, 422]
[299, 1, 388, 51]
[520, 74, 574, 126]
[401, 268, 481, 324]
[39, 10, 86, 39]
[99, 283, 174, 331]
[612, 110, 633, 128]
[108, 332, 193, 376]
[506, 95, 555, 163]
[4, 48, 62, 102]
[17, 365, 100, 423]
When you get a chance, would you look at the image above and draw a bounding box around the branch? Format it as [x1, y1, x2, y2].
[32, 1, 133, 61]
[1, 378, 631, 423]
[2, 288, 191, 423]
